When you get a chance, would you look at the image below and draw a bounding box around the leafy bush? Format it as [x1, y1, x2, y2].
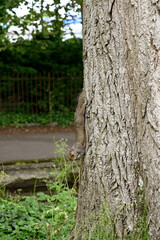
[0, 38, 83, 75]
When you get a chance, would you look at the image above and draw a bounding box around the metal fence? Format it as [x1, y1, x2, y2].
[0, 73, 83, 122]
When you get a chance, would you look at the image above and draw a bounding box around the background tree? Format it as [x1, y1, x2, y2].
[0, 0, 82, 43]
[0, 0, 23, 49]
[68, 0, 160, 239]
[0, 0, 83, 74]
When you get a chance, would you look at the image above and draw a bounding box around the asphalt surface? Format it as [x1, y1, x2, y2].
[0, 131, 75, 163]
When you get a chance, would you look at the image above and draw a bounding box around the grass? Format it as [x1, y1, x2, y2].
[0, 110, 74, 127]
[87, 202, 149, 240]
[71, 198, 149, 240]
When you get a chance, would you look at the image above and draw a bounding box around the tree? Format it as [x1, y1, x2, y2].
[0, 0, 23, 49]
[68, 0, 160, 239]
[0, 0, 82, 47]
[5, 0, 66, 41]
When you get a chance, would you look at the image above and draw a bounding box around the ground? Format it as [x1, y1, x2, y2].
[0, 126, 75, 135]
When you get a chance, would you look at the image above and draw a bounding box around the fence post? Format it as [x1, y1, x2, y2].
[17, 73, 20, 114]
[13, 73, 16, 113]
[0, 74, 2, 112]
[48, 72, 52, 123]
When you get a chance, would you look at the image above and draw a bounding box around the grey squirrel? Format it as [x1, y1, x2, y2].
[70, 90, 85, 160]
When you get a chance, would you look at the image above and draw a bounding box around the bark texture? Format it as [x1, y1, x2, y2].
[69, 0, 160, 239]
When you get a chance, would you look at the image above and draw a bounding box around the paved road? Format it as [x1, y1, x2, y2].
[0, 131, 75, 163]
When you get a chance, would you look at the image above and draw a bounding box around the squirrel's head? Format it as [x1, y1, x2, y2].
[70, 143, 85, 160]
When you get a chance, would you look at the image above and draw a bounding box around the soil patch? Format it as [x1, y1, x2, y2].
[0, 126, 75, 136]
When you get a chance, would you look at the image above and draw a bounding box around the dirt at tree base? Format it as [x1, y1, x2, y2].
[0, 126, 75, 136]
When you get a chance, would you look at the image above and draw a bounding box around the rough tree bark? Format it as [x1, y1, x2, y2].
[68, 0, 160, 239]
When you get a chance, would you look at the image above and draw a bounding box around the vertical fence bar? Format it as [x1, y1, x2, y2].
[0, 74, 2, 112]
[62, 72, 65, 108]
[8, 74, 11, 112]
[48, 72, 51, 123]
[17, 73, 20, 114]
[7, 74, 9, 112]
[26, 73, 29, 115]
[39, 73, 42, 115]
[66, 73, 69, 110]
[75, 73, 78, 111]
[21, 73, 24, 114]
[43, 73, 46, 113]
[35, 73, 38, 115]
[30, 74, 33, 117]
[0, 74, 1, 112]
[3, 74, 5, 112]
[57, 72, 59, 111]
[12, 73, 15, 113]
[0, 74, 3, 112]
[52, 73, 55, 112]
[69, 73, 74, 109]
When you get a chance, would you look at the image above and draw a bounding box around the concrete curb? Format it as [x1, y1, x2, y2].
[0, 160, 80, 194]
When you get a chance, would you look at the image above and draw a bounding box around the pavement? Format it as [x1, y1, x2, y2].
[0, 130, 75, 164]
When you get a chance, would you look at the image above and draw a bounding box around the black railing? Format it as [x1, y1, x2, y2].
[0, 72, 83, 123]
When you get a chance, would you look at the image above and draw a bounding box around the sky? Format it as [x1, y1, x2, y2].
[8, 0, 82, 41]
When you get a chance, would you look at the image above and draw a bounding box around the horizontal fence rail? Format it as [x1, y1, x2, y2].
[0, 73, 83, 125]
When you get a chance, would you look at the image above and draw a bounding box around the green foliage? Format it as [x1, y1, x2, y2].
[0, 0, 82, 52]
[0, 0, 81, 38]
[0, 139, 78, 240]
[0, 189, 77, 240]
[0, 0, 83, 72]
[0, 37, 83, 74]
[0, 110, 74, 127]
[0, 0, 24, 50]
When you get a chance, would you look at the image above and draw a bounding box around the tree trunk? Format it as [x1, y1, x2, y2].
[68, 0, 160, 239]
